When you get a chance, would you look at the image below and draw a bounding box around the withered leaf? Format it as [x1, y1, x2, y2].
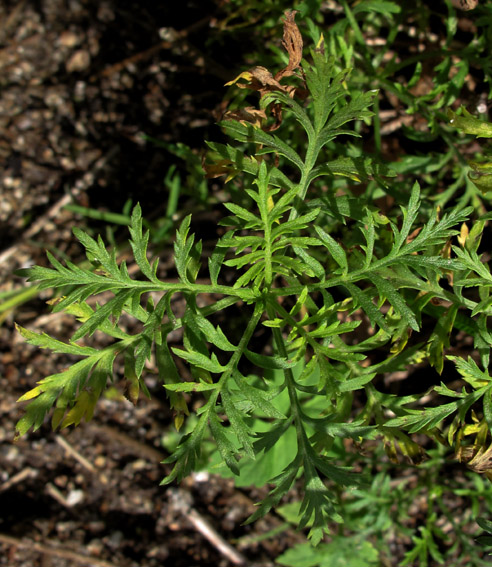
[226, 66, 285, 96]
[457, 0, 479, 10]
[275, 10, 303, 81]
[202, 155, 240, 182]
[222, 107, 267, 128]
[458, 442, 492, 474]
[224, 11, 302, 95]
[222, 10, 303, 132]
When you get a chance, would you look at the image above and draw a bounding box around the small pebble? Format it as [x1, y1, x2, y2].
[66, 50, 91, 73]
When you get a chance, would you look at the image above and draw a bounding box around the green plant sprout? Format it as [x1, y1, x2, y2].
[449, 106, 492, 194]
[476, 517, 492, 555]
[14, 10, 492, 552]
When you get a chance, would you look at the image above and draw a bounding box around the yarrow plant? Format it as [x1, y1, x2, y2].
[15, 10, 492, 548]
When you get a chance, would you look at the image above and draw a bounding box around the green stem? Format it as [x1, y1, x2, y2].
[373, 93, 381, 156]
[213, 301, 264, 400]
[0, 284, 40, 322]
[266, 300, 311, 458]
[191, 302, 263, 430]
[47, 278, 261, 302]
[259, 200, 273, 290]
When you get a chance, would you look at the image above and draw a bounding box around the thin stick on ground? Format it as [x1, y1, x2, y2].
[55, 434, 97, 474]
[168, 487, 250, 566]
[0, 467, 37, 493]
[0, 532, 119, 567]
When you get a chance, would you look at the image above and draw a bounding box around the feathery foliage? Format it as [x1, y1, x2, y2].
[14, 9, 492, 553]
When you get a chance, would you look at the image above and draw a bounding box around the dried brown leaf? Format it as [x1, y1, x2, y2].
[453, 0, 479, 10]
[275, 10, 303, 81]
[222, 11, 304, 132]
[202, 158, 237, 181]
[226, 66, 285, 95]
[459, 442, 492, 474]
[222, 107, 267, 128]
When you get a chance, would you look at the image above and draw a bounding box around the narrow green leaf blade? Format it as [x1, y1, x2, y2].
[171, 348, 227, 373]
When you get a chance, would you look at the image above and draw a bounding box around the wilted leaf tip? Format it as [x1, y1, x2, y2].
[275, 10, 303, 82]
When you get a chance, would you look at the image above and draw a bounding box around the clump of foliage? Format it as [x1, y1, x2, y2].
[14, 6, 492, 562]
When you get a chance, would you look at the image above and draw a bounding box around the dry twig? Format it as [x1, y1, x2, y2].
[55, 434, 97, 474]
[168, 487, 254, 566]
[0, 532, 118, 567]
[0, 467, 37, 493]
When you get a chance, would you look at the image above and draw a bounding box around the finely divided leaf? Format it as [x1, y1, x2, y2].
[369, 274, 419, 331]
[128, 204, 159, 282]
[209, 411, 240, 475]
[244, 349, 296, 370]
[315, 226, 348, 274]
[220, 121, 304, 171]
[309, 156, 396, 183]
[171, 348, 227, 373]
[16, 324, 98, 356]
[222, 389, 255, 459]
